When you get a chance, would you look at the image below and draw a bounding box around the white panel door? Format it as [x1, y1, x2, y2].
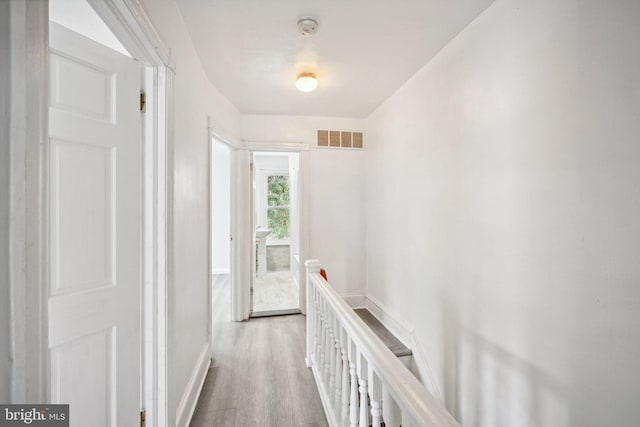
[48, 23, 141, 427]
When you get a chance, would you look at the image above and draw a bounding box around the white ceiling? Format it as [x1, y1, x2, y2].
[176, 0, 495, 118]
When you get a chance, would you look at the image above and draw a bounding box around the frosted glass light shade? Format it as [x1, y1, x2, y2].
[295, 73, 318, 92]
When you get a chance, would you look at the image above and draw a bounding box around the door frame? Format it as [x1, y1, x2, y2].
[250, 156, 297, 317]
[14, 1, 173, 426]
[235, 141, 310, 320]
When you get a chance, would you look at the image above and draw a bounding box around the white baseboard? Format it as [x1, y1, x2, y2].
[211, 268, 230, 275]
[175, 343, 211, 427]
[364, 295, 443, 402]
[407, 331, 443, 402]
[365, 295, 412, 347]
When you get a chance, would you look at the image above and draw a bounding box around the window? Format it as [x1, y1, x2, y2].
[266, 174, 289, 242]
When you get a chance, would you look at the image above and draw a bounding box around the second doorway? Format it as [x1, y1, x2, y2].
[251, 151, 301, 316]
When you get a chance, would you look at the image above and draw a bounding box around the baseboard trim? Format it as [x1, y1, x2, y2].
[364, 295, 443, 402]
[365, 295, 412, 347]
[175, 343, 211, 427]
[408, 330, 443, 402]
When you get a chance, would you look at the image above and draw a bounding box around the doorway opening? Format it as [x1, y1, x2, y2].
[251, 151, 301, 317]
[210, 136, 232, 340]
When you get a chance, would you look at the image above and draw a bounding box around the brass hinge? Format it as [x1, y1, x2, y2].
[140, 409, 146, 427]
[140, 91, 146, 112]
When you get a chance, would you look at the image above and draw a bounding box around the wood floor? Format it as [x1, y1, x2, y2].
[190, 275, 328, 427]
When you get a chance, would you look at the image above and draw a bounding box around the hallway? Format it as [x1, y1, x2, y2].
[190, 275, 327, 427]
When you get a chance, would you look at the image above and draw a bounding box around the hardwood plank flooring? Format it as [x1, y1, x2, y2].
[190, 275, 327, 427]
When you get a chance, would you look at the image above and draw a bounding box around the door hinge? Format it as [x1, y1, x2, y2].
[140, 91, 146, 113]
[140, 409, 146, 427]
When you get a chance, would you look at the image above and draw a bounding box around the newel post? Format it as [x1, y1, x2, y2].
[305, 259, 322, 368]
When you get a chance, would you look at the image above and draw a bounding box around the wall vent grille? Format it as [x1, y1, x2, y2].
[317, 130, 363, 149]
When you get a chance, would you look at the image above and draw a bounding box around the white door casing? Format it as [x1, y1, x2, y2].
[48, 22, 142, 427]
[237, 142, 310, 320]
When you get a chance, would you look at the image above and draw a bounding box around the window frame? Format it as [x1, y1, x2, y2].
[261, 169, 290, 245]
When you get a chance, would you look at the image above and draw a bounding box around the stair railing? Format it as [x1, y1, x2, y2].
[305, 260, 460, 427]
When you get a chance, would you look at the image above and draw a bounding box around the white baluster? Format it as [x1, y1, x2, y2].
[347, 339, 358, 427]
[314, 287, 322, 363]
[334, 322, 342, 411]
[328, 311, 336, 401]
[324, 302, 332, 388]
[368, 367, 383, 427]
[340, 328, 349, 426]
[319, 297, 327, 387]
[305, 260, 321, 367]
[356, 352, 369, 427]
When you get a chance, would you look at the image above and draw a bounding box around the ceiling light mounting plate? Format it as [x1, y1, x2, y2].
[297, 17, 318, 37]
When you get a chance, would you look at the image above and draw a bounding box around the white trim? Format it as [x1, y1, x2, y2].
[207, 121, 212, 362]
[232, 149, 252, 321]
[8, 0, 49, 403]
[209, 120, 241, 150]
[297, 151, 310, 315]
[245, 140, 310, 152]
[9, 0, 29, 402]
[408, 330, 443, 402]
[365, 295, 412, 347]
[242, 145, 310, 318]
[315, 146, 364, 151]
[175, 344, 211, 427]
[249, 308, 302, 318]
[211, 268, 230, 275]
[87, 0, 172, 67]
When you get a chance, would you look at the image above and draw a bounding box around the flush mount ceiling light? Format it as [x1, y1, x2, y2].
[296, 72, 318, 92]
[295, 17, 319, 92]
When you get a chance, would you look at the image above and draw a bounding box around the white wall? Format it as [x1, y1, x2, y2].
[139, 0, 241, 423]
[242, 115, 366, 297]
[365, 0, 640, 426]
[253, 153, 289, 171]
[0, 0, 12, 404]
[211, 140, 231, 274]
